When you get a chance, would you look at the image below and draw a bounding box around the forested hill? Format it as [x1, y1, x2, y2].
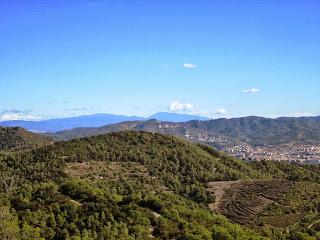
[50, 116, 320, 146]
[1, 130, 320, 239]
[189, 116, 320, 145]
[10, 130, 320, 186]
[0, 126, 52, 151]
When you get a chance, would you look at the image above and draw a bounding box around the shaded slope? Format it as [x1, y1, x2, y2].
[0, 126, 52, 151]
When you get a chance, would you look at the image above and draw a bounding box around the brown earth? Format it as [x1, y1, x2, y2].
[207, 180, 293, 225]
[207, 180, 241, 211]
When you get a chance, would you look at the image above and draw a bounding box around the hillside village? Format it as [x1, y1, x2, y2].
[182, 127, 320, 164]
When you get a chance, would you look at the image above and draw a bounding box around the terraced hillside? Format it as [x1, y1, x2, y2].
[209, 180, 293, 225]
[257, 182, 320, 231]
[1, 130, 320, 239]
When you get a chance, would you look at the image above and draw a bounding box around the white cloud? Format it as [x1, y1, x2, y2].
[0, 110, 42, 121]
[183, 63, 197, 69]
[242, 88, 260, 93]
[215, 108, 227, 115]
[169, 101, 195, 112]
[62, 107, 96, 117]
[291, 112, 314, 117]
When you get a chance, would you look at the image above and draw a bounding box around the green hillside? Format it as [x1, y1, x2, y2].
[0, 127, 52, 151]
[1, 130, 320, 239]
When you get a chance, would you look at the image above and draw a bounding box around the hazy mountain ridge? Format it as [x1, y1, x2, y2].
[0, 114, 145, 132]
[50, 116, 320, 146]
[0, 112, 210, 132]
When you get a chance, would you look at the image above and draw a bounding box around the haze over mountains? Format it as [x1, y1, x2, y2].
[1, 112, 319, 142]
[46, 115, 320, 163]
[0, 112, 210, 132]
[50, 115, 320, 145]
[2, 112, 320, 163]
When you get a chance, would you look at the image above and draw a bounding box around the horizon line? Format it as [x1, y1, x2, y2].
[0, 111, 318, 123]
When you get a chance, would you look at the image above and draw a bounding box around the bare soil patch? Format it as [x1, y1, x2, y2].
[207, 180, 241, 211]
[207, 180, 293, 225]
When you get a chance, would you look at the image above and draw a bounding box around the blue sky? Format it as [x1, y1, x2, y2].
[0, 0, 319, 120]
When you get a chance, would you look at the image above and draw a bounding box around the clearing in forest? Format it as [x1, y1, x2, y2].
[207, 180, 292, 225]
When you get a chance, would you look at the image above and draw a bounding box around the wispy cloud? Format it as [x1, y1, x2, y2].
[169, 101, 195, 112]
[291, 112, 314, 117]
[72, 107, 90, 111]
[0, 110, 42, 121]
[61, 106, 98, 118]
[242, 88, 260, 94]
[183, 63, 197, 69]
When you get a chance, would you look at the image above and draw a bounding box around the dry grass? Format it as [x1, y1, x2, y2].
[65, 161, 150, 181]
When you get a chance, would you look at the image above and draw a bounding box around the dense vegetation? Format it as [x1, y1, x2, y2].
[0, 127, 52, 151]
[0, 129, 320, 239]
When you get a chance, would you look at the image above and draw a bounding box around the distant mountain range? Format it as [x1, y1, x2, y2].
[0, 112, 210, 132]
[50, 115, 320, 147]
[2, 113, 320, 148]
